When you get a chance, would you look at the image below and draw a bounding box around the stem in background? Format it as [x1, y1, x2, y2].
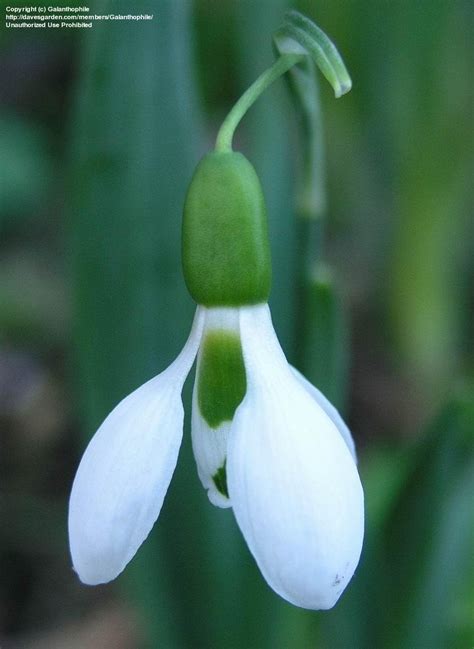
[288, 67, 349, 410]
[215, 53, 303, 152]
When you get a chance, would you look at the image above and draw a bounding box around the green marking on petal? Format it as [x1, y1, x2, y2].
[198, 330, 246, 428]
[212, 463, 229, 498]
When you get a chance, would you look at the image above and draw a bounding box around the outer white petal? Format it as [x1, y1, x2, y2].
[191, 307, 239, 508]
[291, 366, 357, 461]
[227, 304, 364, 610]
[68, 308, 205, 585]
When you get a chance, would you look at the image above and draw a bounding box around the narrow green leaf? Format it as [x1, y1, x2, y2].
[319, 393, 474, 649]
[296, 263, 349, 411]
[68, 1, 204, 647]
[387, 2, 472, 393]
[378, 392, 474, 649]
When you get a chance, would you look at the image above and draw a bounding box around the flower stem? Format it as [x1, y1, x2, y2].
[215, 53, 303, 152]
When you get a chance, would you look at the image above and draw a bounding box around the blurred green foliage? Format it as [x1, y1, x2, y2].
[319, 391, 474, 649]
[1, 0, 472, 647]
[0, 115, 53, 229]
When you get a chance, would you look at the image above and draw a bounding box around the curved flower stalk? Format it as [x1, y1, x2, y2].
[69, 12, 364, 610]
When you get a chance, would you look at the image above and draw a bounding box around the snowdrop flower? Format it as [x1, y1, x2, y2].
[69, 151, 364, 609]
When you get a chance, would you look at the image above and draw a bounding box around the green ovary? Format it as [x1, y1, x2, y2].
[182, 151, 271, 306]
[197, 330, 247, 429]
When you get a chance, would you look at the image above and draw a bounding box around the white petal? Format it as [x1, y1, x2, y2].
[68, 308, 205, 585]
[191, 307, 240, 508]
[291, 367, 357, 461]
[227, 304, 364, 610]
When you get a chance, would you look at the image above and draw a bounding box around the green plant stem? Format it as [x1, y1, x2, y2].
[215, 53, 303, 152]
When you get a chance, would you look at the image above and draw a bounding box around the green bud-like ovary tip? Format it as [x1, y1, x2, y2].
[197, 330, 247, 429]
[182, 151, 271, 306]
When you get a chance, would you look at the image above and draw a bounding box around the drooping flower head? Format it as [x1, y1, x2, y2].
[69, 148, 364, 610]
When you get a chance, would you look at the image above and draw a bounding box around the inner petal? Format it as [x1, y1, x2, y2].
[191, 306, 247, 507]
